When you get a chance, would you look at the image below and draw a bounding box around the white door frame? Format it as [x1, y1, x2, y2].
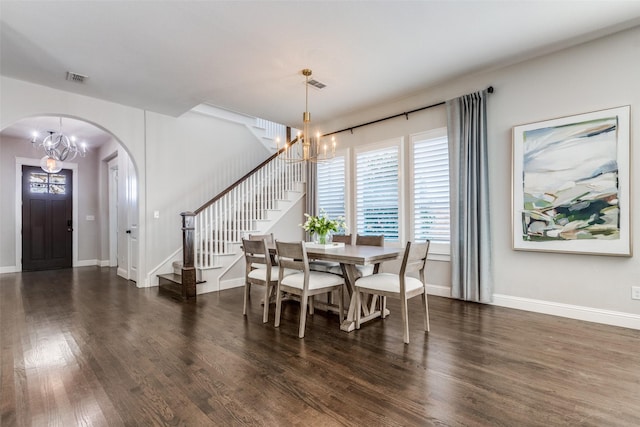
[108, 156, 118, 267]
[15, 157, 79, 270]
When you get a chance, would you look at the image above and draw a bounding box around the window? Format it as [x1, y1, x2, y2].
[29, 171, 67, 194]
[317, 155, 346, 220]
[412, 129, 449, 246]
[356, 142, 400, 241]
[315, 130, 449, 257]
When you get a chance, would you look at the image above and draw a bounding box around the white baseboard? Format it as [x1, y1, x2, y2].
[220, 278, 244, 291]
[492, 294, 640, 330]
[0, 266, 19, 274]
[76, 259, 97, 267]
[426, 283, 451, 297]
[117, 267, 128, 279]
[98, 260, 110, 267]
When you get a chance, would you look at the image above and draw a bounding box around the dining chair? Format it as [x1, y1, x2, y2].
[248, 233, 277, 265]
[275, 240, 345, 338]
[355, 234, 384, 276]
[354, 240, 430, 344]
[309, 234, 352, 274]
[248, 233, 274, 243]
[242, 237, 294, 323]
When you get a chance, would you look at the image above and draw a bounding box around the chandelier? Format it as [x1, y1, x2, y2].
[30, 117, 87, 173]
[278, 69, 336, 162]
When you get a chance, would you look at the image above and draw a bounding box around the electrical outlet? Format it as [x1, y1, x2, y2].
[632, 286, 640, 300]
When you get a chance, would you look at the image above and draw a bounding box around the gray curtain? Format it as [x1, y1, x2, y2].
[446, 90, 493, 303]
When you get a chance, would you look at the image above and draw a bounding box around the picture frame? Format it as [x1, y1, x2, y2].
[512, 106, 631, 256]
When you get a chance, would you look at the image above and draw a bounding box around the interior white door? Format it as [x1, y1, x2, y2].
[126, 156, 138, 282]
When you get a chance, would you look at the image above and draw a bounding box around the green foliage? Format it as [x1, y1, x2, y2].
[301, 209, 347, 235]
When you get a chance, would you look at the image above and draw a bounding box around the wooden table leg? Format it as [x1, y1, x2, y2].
[339, 264, 388, 332]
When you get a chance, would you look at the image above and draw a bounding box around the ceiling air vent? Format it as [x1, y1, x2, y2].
[66, 72, 88, 83]
[307, 79, 326, 89]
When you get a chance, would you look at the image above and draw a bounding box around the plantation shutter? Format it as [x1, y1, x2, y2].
[413, 135, 450, 243]
[317, 155, 345, 219]
[356, 146, 399, 241]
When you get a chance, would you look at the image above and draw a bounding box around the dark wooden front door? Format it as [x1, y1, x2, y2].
[22, 166, 73, 271]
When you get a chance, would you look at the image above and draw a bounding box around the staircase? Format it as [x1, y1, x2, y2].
[158, 135, 306, 299]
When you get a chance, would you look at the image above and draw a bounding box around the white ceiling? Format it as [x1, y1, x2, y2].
[2, 1, 640, 143]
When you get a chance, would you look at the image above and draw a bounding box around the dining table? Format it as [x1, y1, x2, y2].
[269, 242, 403, 332]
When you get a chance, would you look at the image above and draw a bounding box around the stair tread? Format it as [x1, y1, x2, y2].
[158, 273, 206, 285]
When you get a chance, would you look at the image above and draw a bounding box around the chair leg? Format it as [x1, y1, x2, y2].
[422, 291, 430, 332]
[400, 296, 410, 344]
[309, 296, 314, 315]
[262, 284, 270, 323]
[338, 286, 344, 324]
[243, 283, 249, 316]
[299, 292, 308, 338]
[355, 290, 361, 329]
[380, 296, 387, 318]
[274, 283, 283, 328]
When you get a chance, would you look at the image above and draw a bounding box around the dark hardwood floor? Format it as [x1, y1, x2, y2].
[1, 267, 639, 426]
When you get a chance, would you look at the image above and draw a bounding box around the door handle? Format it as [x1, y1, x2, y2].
[67, 219, 73, 232]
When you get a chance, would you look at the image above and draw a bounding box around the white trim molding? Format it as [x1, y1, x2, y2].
[492, 294, 640, 330]
[426, 283, 451, 298]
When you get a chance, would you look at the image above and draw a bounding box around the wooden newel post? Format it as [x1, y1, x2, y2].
[180, 212, 197, 299]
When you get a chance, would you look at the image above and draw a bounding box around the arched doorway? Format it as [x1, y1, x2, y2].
[0, 115, 139, 282]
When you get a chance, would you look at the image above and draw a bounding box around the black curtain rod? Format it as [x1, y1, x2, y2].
[324, 86, 494, 137]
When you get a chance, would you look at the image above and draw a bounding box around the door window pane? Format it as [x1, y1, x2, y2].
[30, 183, 48, 193]
[28, 171, 66, 194]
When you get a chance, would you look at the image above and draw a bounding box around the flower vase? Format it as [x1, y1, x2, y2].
[315, 232, 330, 245]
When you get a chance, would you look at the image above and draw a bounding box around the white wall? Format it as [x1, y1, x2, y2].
[321, 26, 640, 325]
[144, 110, 269, 273]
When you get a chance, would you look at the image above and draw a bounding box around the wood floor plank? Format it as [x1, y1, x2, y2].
[1, 267, 639, 426]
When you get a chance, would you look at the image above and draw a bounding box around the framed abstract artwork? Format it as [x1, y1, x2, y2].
[512, 106, 631, 256]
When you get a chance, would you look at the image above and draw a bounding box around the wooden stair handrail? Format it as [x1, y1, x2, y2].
[194, 133, 298, 215]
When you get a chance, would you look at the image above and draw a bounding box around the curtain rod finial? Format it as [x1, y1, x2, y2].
[487, 86, 494, 94]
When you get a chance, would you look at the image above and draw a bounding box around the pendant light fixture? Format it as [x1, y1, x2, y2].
[278, 69, 336, 162]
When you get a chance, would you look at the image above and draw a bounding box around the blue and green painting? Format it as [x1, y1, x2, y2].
[522, 116, 620, 241]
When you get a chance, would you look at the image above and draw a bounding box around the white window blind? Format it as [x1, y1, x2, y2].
[356, 146, 399, 241]
[413, 133, 450, 244]
[317, 155, 346, 220]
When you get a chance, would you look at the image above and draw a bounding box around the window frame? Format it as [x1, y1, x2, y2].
[353, 137, 404, 246]
[316, 149, 351, 231]
[409, 127, 450, 260]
